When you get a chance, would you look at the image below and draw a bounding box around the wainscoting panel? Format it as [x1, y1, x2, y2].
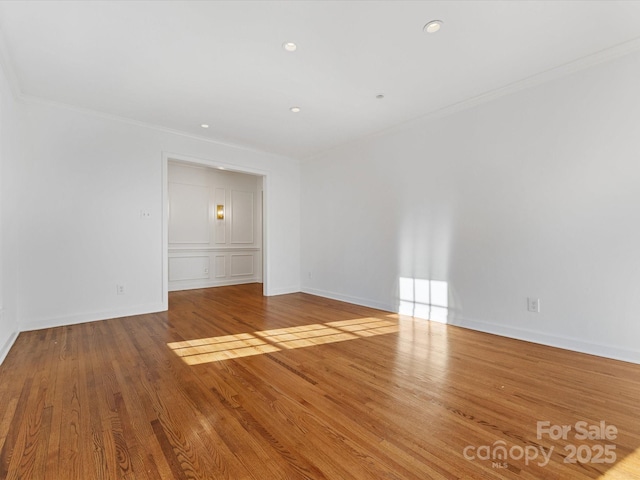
[231, 254, 254, 277]
[169, 256, 210, 282]
[168, 248, 260, 291]
[168, 163, 262, 292]
[214, 255, 226, 278]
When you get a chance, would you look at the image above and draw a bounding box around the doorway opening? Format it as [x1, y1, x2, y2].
[162, 153, 268, 306]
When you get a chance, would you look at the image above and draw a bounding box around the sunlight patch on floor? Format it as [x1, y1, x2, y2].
[168, 317, 399, 365]
[598, 446, 640, 479]
[398, 277, 449, 323]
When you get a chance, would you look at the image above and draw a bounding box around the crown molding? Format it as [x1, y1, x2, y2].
[3, 17, 640, 164]
[303, 36, 640, 163]
[0, 23, 286, 160]
[17, 92, 291, 160]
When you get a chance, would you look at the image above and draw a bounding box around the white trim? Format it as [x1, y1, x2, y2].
[164, 151, 269, 178]
[169, 278, 260, 292]
[267, 285, 301, 297]
[301, 288, 640, 365]
[301, 287, 393, 312]
[2, 27, 639, 163]
[449, 314, 640, 366]
[0, 331, 19, 366]
[169, 247, 259, 253]
[303, 37, 640, 163]
[261, 175, 268, 296]
[20, 94, 283, 158]
[161, 153, 169, 310]
[229, 253, 254, 277]
[20, 302, 166, 332]
[162, 152, 269, 300]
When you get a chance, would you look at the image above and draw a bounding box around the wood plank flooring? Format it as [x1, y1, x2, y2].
[1, 283, 639, 479]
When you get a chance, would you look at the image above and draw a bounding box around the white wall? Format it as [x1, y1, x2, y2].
[168, 162, 263, 290]
[301, 50, 640, 364]
[0, 55, 21, 362]
[12, 100, 299, 331]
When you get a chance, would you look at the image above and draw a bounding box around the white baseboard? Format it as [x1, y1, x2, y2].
[21, 302, 167, 332]
[301, 288, 640, 365]
[13, 287, 640, 365]
[169, 280, 299, 297]
[0, 331, 19, 366]
[449, 314, 640, 365]
[169, 278, 260, 292]
[266, 285, 301, 296]
[301, 287, 394, 313]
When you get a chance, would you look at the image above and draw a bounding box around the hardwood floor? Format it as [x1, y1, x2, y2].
[1, 284, 639, 479]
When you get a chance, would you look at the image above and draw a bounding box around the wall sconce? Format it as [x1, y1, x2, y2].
[216, 205, 225, 220]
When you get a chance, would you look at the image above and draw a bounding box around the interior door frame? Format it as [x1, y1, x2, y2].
[161, 151, 269, 309]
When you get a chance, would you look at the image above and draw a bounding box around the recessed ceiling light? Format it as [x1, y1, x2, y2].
[290, 106, 301, 113]
[200, 124, 209, 128]
[376, 94, 385, 100]
[424, 20, 443, 34]
[283, 42, 297, 52]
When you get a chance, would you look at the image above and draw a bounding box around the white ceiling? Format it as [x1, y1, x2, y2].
[1, 1, 640, 160]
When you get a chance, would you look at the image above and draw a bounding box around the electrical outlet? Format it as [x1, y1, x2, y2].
[204, 267, 209, 274]
[308, 271, 312, 279]
[140, 210, 152, 219]
[117, 284, 126, 295]
[527, 297, 540, 313]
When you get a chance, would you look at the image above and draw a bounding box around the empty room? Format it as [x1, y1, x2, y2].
[1, 1, 639, 479]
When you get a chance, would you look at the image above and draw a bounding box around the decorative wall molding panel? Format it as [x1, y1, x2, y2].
[168, 256, 210, 282]
[230, 254, 254, 277]
[168, 182, 210, 244]
[167, 277, 259, 292]
[168, 247, 259, 253]
[168, 250, 259, 289]
[214, 255, 226, 278]
[231, 190, 254, 244]
[168, 163, 262, 291]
